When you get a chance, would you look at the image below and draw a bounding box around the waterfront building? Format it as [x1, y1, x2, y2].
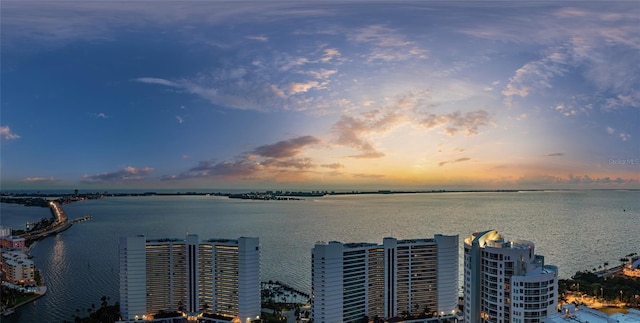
[311, 234, 458, 322]
[1, 250, 35, 284]
[622, 255, 640, 278]
[463, 230, 558, 323]
[119, 235, 260, 322]
[0, 227, 26, 253]
[0, 226, 11, 237]
[545, 304, 640, 323]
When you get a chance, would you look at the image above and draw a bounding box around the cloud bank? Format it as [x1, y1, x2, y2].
[82, 166, 154, 182]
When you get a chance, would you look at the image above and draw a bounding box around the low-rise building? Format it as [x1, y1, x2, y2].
[545, 304, 640, 323]
[1, 251, 35, 284]
[0, 227, 26, 253]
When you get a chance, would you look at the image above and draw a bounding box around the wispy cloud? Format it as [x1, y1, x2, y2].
[134, 77, 179, 87]
[82, 166, 154, 182]
[419, 110, 492, 136]
[553, 104, 571, 117]
[2, 2, 321, 48]
[187, 160, 259, 178]
[262, 157, 315, 169]
[331, 112, 401, 159]
[352, 173, 385, 179]
[22, 177, 61, 183]
[330, 89, 492, 158]
[176, 116, 184, 124]
[246, 35, 268, 42]
[349, 151, 386, 159]
[288, 81, 322, 95]
[251, 136, 321, 158]
[96, 112, 109, 119]
[134, 77, 272, 111]
[460, 5, 640, 110]
[330, 89, 431, 155]
[619, 133, 631, 141]
[603, 92, 640, 110]
[349, 24, 428, 62]
[320, 48, 341, 62]
[606, 127, 632, 141]
[449, 4, 640, 113]
[438, 157, 471, 167]
[502, 50, 570, 106]
[321, 163, 344, 169]
[516, 173, 639, 186]
[304, 69, 337, 79]
[165, 136, 323, 181]
[545, 153, 564, 157]
[0, 126, 20, 140]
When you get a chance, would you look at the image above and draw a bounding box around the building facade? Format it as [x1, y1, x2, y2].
[0, 226, 26, 254]
[119, 235, 260, 322]
[463, 230, 558, 323]
[311, 234, 458, 323]
[1, 250, 35, 284]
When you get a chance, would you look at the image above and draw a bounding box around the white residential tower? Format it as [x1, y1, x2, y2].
[311, 234, 459, 323]
[119, 235, 260, 322]
[463, 230, 558, 323]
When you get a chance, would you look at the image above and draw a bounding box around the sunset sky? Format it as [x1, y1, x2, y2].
[1, 1, 639, 191]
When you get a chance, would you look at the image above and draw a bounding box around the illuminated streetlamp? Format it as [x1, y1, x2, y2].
[601, 287, 604, 299]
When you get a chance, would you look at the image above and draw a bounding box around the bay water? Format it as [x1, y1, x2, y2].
[1, 190, 639, 322]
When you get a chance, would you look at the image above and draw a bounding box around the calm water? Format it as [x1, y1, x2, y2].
[1, 190, 639, 322]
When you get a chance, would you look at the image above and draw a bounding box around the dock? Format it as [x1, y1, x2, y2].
[72, 215, 92, 223]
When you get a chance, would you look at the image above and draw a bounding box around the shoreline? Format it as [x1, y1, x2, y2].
[26, 240, 38, 256]
[1, 292, 46, 317]
[2, 191, 638, 321]
[0, 204, 71, 317]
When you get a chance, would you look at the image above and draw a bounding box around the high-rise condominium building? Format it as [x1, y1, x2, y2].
[463, 230, 558, 323]
[311, 234, 458, 323]
[119, 235, 260, 322]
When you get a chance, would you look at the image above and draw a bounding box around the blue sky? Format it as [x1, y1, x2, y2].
[1, 1, 639, 190]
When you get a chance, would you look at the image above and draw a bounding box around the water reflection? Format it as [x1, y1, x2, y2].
[50, 234, 68, 277]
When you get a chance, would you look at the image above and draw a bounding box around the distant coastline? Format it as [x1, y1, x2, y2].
[5, 188, 640, 204]
[1, 188, 534, 201]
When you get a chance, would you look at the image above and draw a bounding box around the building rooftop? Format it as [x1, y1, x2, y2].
[466, 230, 536, 250]
[397, 238, 435, 244]
[545, 305, 640, 323]
[205, 238, 238, 244]
[146, 238, 184, 243]
[343, 242, 379, 249]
